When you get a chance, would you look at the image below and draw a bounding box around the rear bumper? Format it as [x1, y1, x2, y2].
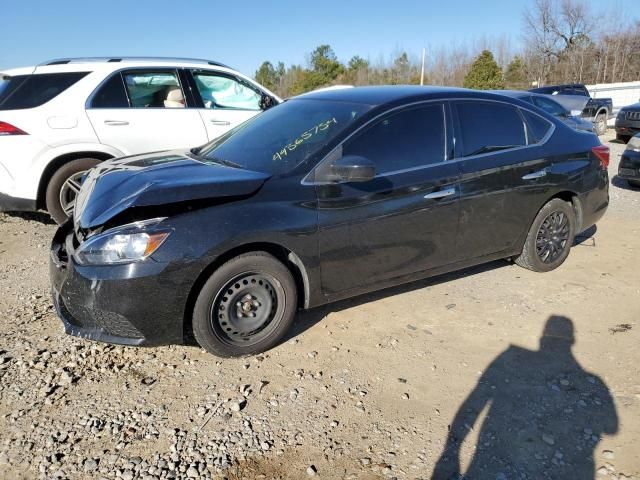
[49, 222, 188, 347]
[0, 192, 37, 212]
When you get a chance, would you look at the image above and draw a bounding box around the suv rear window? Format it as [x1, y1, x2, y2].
[0, 72, 89, 110]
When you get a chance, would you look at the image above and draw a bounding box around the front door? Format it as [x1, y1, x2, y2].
[188, 69, 264, 141]
[315, 103, 460, 296]
[86, 69, 207, 155]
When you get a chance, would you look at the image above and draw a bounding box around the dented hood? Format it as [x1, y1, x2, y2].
[74, 150, 270, 229]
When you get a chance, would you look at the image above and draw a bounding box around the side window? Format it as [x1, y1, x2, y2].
[192, 71, 261, 110]
[122, 71, 184, 108]
[521, 110, 554, 144]
[531, 96, 565, 117]
[455, 101, 526, 157]
[342, 104, 446, 175]
[90, 73, 129, 108]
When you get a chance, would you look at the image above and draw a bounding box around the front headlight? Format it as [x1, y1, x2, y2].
[74, 218, 171, 265]
[628, 135, 640, 152]
[617, 110, 625, 119]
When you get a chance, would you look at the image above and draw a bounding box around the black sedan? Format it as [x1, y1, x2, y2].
[50, 86, 610, 357]
[618, 133, 640, 187]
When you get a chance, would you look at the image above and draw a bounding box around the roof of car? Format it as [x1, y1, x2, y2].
[38, 57, 232, 68]
[292, 85, 526, 106]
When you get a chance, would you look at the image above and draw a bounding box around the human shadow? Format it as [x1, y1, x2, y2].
[432, 315, 618, 480]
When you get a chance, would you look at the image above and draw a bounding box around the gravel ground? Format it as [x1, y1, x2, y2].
[0, 131, 639, 480]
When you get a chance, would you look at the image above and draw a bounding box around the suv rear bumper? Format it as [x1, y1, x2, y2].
[0, 192, 37, 212]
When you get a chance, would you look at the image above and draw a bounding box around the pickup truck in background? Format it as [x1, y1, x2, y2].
[529, 83, 613, 136]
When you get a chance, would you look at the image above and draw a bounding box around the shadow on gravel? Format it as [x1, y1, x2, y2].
[2, 210, 56, 225]
[611, 175, 640, 192]
[431, 315, 618, 480]
[289, 259, 509, 342]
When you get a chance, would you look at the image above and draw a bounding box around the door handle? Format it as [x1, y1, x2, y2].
[210, 119, 231, 126]
[104, 120, 129, 126]
[424, 187, 456, 200]
[522, 169, 547, 180]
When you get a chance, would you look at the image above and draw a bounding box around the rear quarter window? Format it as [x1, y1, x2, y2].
[0, 72, 89, 110]
[521, 109, 554, 144]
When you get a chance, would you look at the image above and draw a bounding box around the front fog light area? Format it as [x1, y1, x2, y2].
[74, 225, 170, 265]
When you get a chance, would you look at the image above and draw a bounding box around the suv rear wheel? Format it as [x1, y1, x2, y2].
[515, 198, 576, 272]
[45, 158, 102, 224]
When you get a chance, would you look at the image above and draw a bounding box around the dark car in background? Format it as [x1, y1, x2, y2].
[498, 90, 594, 133]
[618, 134, 640, 187]
[529, 83, 613, 136]
[50, 86, 610, 357]
[615, 102, 640, 143]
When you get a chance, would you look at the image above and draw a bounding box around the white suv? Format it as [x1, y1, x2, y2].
[0, 57, 280, 223]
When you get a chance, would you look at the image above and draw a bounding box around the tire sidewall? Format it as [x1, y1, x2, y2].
[595, 114, 607, 136]
[45, 158, 102, 224]
[192, 253, 298, 357]
[525, 199, 576, 272]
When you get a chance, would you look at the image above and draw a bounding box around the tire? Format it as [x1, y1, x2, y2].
[45, 158, 102, 224]
[514, 198, 576, 273]
[594, 113, 607, 136]
[192, 252, 298, 357]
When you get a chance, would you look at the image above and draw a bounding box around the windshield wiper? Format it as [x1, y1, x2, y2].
[467, 145, 520, 157]
[207, 157, 243, 169]
[190, 146, 202, 156]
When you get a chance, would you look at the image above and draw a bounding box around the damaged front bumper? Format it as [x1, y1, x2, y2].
[49, 221, 188, 347]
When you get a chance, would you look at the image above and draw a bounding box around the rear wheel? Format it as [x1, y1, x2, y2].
[595, 113, 607, 136]
[45, 158, 102, 224]
[192, 252, 298, 357]
[515, 198, 576, 272]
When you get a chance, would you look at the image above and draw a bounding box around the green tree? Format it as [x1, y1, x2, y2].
[299, 44, 345, 91]
[255, 61, 279, 91]
[463, 50, 504, 90]
[348, 55, 369, 72]
[504, 56, 528, 89]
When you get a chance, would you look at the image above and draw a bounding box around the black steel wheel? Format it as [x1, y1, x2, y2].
[192, 252, 298, 357]
[212, 273, 284, 347]
[515, 198, 576, 272]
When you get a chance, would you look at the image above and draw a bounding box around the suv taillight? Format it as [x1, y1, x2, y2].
[0, 121, 28, 136]
[592, 145, 609, 169]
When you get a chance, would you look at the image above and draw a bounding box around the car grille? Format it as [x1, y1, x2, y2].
[60, 298, 144, 339]
[626, 111, 640, 121]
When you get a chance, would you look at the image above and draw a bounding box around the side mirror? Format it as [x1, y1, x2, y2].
[330, 155, 376, 183]
[259, 94, 277, 111]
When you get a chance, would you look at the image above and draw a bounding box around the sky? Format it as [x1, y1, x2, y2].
[2, 0, 638, 76]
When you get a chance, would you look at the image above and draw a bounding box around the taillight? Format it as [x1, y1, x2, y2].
[592, 145, 609, 169]
[0, 121, 28, 136]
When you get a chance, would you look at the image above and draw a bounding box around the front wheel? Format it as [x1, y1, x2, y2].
[192, 252, 298, 357]
[515, 198, 576, 272]
[45, 158, 102, 224]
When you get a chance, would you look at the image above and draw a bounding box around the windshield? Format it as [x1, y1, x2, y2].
[198, 98, 371, 175]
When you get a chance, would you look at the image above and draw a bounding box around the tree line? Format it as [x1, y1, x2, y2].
[255, 0, 639, 97]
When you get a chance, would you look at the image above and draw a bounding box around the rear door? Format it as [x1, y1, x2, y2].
[452, 100, 554, 259]
[315, 102, 460, 296]
[187, 69, 265, 141]
[86, 69, 207, 155]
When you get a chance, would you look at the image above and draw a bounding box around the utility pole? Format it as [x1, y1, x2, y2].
[420, 48, 426, 86]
